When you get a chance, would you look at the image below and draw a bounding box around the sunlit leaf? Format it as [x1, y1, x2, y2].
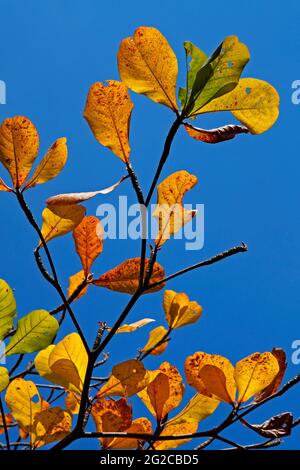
[118, 26, 178, 111]
[73, 216, 103, 276]
[93, 258, 165, 294]
[255, 348, 287, 403]
[184, 122, 249, 144]
[141, 326, 168, 356]
[99, 359, 151, 398]
[34, 345, 70, 390]
[91, 397, 132, 449]
[167, 393, 219, 425]
[24, 137, 68, 190]
[0, 177, 12, 192]
[195, 78, 279, 134]
[138, 362, 184, 421]
[154, 421, 198, 450]
[108, 417, 152, 449]
[185, 352, 236, 404]
[84, 81, 133, 162]
[6, 310, 59, 356]
[48, 333, 88, 393]
[163, 290, 202, 329]
[67, 271, 89, 301]
[235, 352, 280, 403]
[40, 204, 86, 244]
[179, 41, 208, 109]
[46, 176, 127, 206]
[65, 392, 81, 415]
[153, 171, 197, 247]
[33, 407, 72, 448]
[109, 318, 155, 334]
[0, 367, 9, 392]
[0, 278, 17, 341]
[0, 116, 39, 188]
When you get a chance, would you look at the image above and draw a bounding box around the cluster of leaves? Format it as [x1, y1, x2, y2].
[0, 26, 295, 452]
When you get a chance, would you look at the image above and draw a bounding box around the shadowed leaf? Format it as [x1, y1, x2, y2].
[0, 278, 17, 341]
[73, 216, 103, 276]
[184, 123, 249, 144]
[164, 289, 202, 329]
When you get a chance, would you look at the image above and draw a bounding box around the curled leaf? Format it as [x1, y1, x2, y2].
[118, 26, 178, 111]
[255, 348, 287, 403]
[164, 289, 202, 329]
[246, 412, 293, 439]
[73, 216, 103, 276]
[141, 326, 169, 356]
[110, 318, 155, 334]
[184, 123, 249, 144]
[93, 258, 165, 294]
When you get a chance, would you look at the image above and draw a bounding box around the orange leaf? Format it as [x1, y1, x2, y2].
[0, 116, 39, 188]
[254, 348, 287, 403]
[108, 417, 152, 449]
[33, 407, 72, 448]
[84, 81, 133, 162]
[0, 413, 13, 436]
[91, 397, 132, 449]
[118, 26, 178, 111]
[73, 216, 103, 276]
[153, 170, 197, 247]
[163, 290, 202, 329]
[93, 258, 165, 294]
[65, 392, 81, 415]
[184, 123, 249, 144]
[154, 421, 198, 450]
[185, 352, 236, 404]
[67, 271, 89, 301]
[141, 326, 169, 356]
[0, 177, 12, 192]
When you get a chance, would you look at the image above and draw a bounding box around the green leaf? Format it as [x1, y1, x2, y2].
[0, 279, 17, 341]
[178, 41, 208, 109]
[0, 367, 9, 392]
[184, 36, 250, 117]
[5, 310, 59, 356]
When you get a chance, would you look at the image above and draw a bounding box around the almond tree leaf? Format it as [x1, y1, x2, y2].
[235, 352, 280, 403]
[108, 417, 152, 449]
[154, 421, 198, 450]
[91, 397, 132, 449]
[33, 407, 72, 448]
[187, 36, 250, 116]
[67, 271, 89, 301]
[98, 359, 151, 398]
[153, 170, 197, 247]
[138, 362, 184, 421]
[141, 326, 168, 356]
[65, 392, 81, 415]
[35, 345, 70, 389]
[108, 318, 155, 334]
[167, 393, 219, 426]
[184, 123, 249, 144]
[93, 258, 165, 294]
[0, 116, 39, 188]
[5, 378, 43, 443]
[46, 176, 127, 206]
[40, 204, 86, 244]
[195, 78, 279, 134]
[24, 137, 68, 190]
[179, 41, 208, 109]
[0, 278, 17, 341]
[6, 310, 59, 356]
[73, 216, 103, 276]
[118, 26, 178, 111]
[248, 412, 293, 439]
[0, 367, 9, 392]
[254, 348, 287, 403]
[84, 80, 133, 162]
[163, 290, 202, 329]
[48, 333, 88, 393]
[0, 177, 12, 192]
[185, 352, 236, 404]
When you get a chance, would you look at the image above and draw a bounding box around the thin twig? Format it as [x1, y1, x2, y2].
[0, 396, 10, 450]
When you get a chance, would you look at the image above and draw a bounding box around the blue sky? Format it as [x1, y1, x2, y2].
[1, 0, 300, 450]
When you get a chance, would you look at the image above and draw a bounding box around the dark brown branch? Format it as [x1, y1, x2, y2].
[0, 396, 10, 450]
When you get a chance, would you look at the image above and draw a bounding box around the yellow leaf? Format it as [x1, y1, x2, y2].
[153, 171, 197, 247]
[91, 397, 132, 449]
[0, 116, 39, 188]
[142, 326, 168, 356]
[154, 421, 198, 450]
[24, 137, 68, 190]
[0, 367, 9, 392]
[48, 333, 88, 393]
[73, 216, 103, 276]
[98, 359, 151, 398]
[108, 417, 152, 449]
[0, 413, 13, 436]
[34, 345, 70, 390]
[5, 379, 43, 443]
[138, 362, 184, 421]
[167, 393, 219, 425]
[255, 348, 287, 403]
[40, 204, 86, 244]
[110, 318, 155, 334]
[118, 26, 178, 111]
[235, 352, 280, 403]
[65, 392, 81, 415]
[84, 80, 133, 162]
[0, 177, 12, 192]
[185, 352, 236, 404]
[164, 290, 202, 329]
[33, 407, 72, 448]
[67, 270, 89, 301]
[93, 258, 165, 294]
[196, 78, 279, 134]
